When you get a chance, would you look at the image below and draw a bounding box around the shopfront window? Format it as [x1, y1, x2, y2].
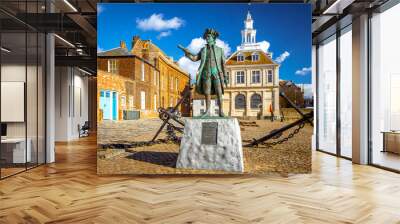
[340, 26, 352, 158]
[317, 35, 337, 154]
[370, 3, 400, 171]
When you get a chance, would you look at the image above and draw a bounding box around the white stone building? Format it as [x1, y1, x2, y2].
[223, 11, 280, 119]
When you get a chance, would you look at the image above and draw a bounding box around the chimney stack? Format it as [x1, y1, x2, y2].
[132, 35, 140, 48]
[120, 40, 127, 49]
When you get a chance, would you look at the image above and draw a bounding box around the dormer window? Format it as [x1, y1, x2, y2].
[237, 54, 244, 62]
[252, 53, 259, 61]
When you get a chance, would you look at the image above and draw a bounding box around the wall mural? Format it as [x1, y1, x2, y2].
[97, 3, 313, 175]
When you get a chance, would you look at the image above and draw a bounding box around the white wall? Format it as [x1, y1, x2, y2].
[55, 67, 68, 141]
[1, 64, 26, 81]
[55, 67, 89, 141]
[72, 73, 89, 137]
[1, 62, 46, 164]
[1, 82, 25, 122]
[1, 64, 29, 134]
[1, 64, 27, 140]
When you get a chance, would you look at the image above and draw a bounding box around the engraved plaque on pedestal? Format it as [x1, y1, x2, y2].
[176, 118, 244, 172]
[201, 122, 218, 145]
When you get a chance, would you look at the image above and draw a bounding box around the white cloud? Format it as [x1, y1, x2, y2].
[136, 14, 184, 31]
[177, 57, 200, 82]
[177, 37, 231, 81]
[97, 47, 104, 53]
[186, 37, 205, 53]
[157, 31, 171, 39]
[216, 39, 232, 57]
[259, 41, 270, 53]
[186, 37, 231, 57]
[275, 51, 290, 64]
[295, 67, 312, 76]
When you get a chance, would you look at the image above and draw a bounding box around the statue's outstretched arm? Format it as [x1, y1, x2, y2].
[186, 51, 201, 62]
[178, 44, 201, 62]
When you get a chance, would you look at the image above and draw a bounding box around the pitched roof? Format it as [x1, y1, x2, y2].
[97, 36, 190, 78]
[226, 50, 277, 66]
[97, 47, 130, 57]
[279, 80, 300, 89]
[132, 38, 189, 77]
[131, 38, 165, 58]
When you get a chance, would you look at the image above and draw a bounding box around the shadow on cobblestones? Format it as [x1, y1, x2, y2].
[127, 151, 178, 168]
[98, 119, 312, 174]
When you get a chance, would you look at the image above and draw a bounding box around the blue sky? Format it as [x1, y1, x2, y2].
[98, 3, 312, 84]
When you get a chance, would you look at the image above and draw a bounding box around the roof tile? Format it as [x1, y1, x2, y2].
[226, 50, 276, 66]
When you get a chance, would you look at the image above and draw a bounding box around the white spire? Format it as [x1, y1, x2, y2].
[246, 11, 252, 20]
[238, 11, 262, 52]
[241, 11, 256, 44]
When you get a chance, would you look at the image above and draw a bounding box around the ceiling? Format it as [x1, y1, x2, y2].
[0, 0, 97, 74]
[0, 0, 392, 75]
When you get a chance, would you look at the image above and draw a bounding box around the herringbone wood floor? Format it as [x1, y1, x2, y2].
[1, 136, 400, 224]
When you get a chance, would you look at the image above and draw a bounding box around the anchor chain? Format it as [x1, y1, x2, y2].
[102, 121, 307, 149]
[165, 123, 182, 142]
[244, 121, 306, 147]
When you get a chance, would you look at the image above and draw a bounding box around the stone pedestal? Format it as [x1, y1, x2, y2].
[176, 118, 244, 172]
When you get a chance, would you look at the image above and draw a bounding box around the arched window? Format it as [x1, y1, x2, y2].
[250, 94, 262, 109]
[235, 94, 246, 109]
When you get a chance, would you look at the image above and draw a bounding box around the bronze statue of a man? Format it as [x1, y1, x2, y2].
[178, 28, 228, 117]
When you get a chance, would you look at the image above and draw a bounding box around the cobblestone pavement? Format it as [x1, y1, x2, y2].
[98, 119, 169, 144]
[97, 118, 312, 175]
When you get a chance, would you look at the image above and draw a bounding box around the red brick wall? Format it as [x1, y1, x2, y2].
[97, 55, 190, 120]
[118, 58, 135, 80]
[158, 57, 190, 115]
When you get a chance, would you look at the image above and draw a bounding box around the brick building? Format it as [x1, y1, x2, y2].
[279, 80, 305, 108]
[97, 37, 190, 120]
